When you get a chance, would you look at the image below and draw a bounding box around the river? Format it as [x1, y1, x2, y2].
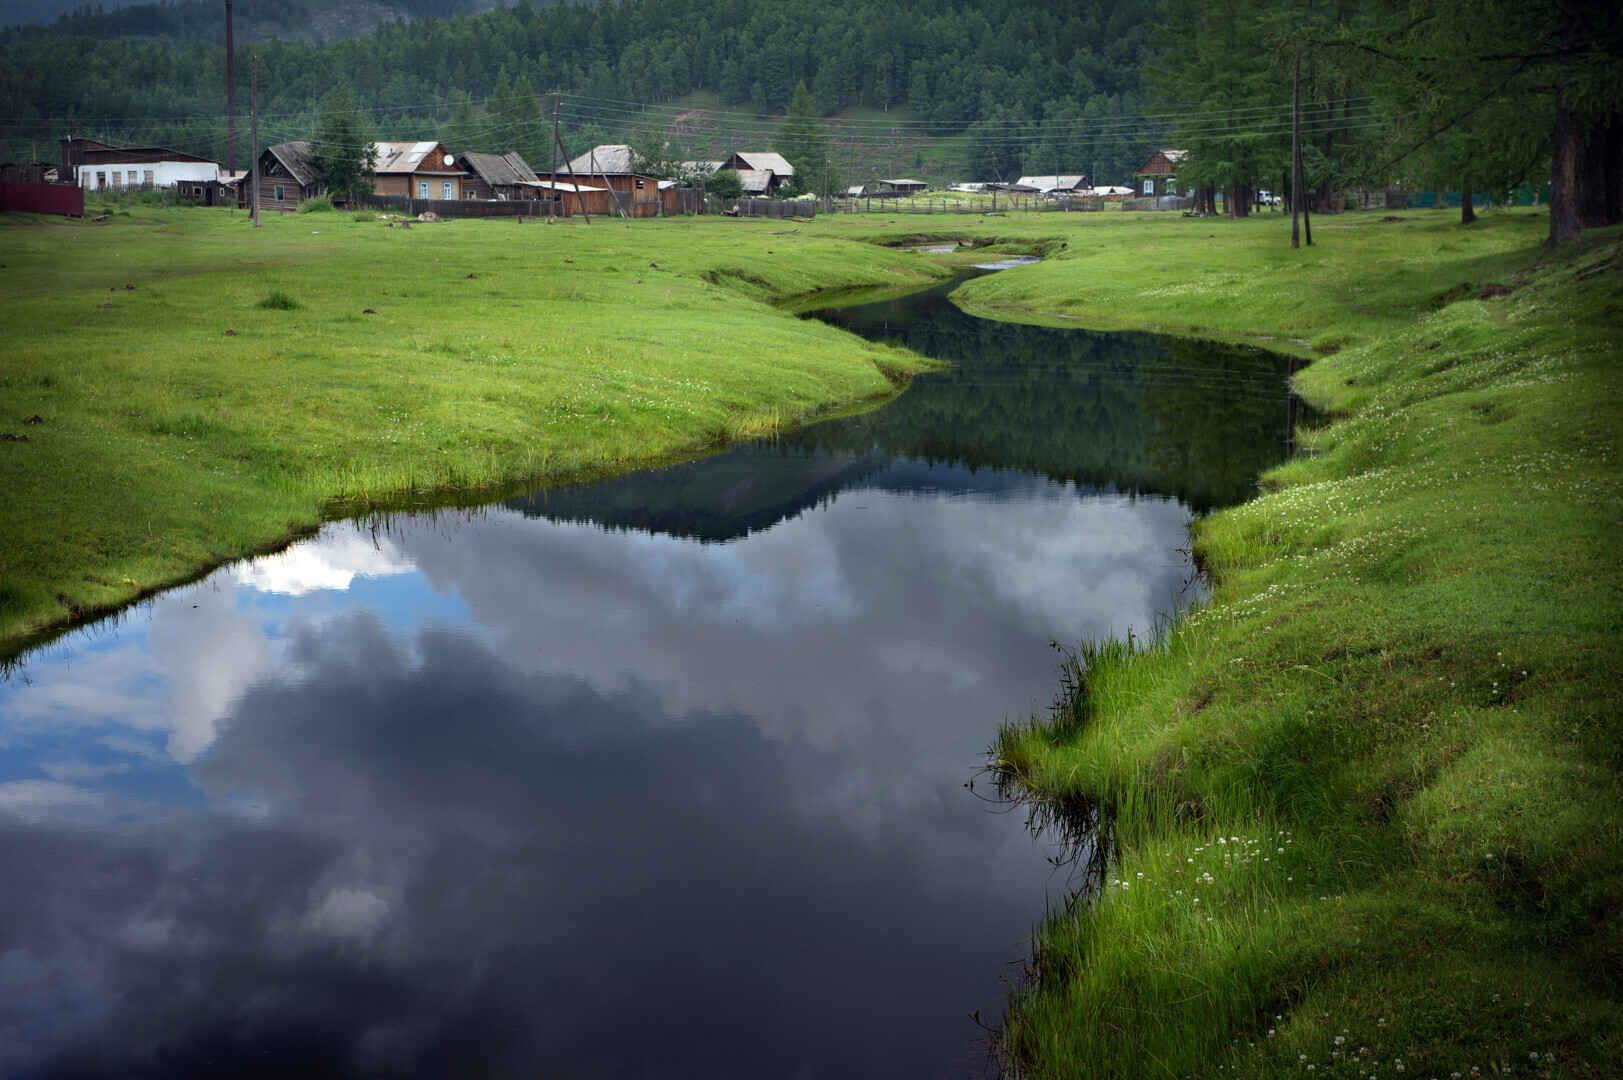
[0, 269, 1309, 1078]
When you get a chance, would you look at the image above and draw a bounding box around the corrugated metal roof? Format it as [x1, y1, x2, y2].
[267, 141, 318, 187]
[735, 169, 775, 193]
[373, 141, 463, 174]
[517, 180, 610, 192]
[1016, 174, 1087, 191]
[461, 151, 538, 187]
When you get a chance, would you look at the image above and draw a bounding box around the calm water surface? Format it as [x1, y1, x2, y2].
[0, 272, 1308, 1078]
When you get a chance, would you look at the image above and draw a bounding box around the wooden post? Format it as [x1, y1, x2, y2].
[554, 122, 590, 223]
[225, 2, 235, 176]
[251, 52, 259, 228]
[549, 91, 560, 222]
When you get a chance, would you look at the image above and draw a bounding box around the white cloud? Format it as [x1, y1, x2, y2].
[232, 530, 415, 596]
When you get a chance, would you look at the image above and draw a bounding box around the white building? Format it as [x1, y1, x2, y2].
[61, 138, 221, 190]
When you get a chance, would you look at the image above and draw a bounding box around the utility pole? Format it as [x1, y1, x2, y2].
[550, 91, 560, 222]
[552, 99, 590, 223]
[824, 156, 830, 215]
[251, 51, 260, 228]
[225, 1, 235, 176]
[1291, 48, 1301, 249]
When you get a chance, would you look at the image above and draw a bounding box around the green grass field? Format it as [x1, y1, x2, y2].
[0, 202, 950, 657]
[951, 209, 1623, 1077]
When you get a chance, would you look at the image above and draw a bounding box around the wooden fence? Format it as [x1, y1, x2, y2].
[359, 186, 707, 220]
[709, 197, 816, 218]
[824, 195, 1112, 214]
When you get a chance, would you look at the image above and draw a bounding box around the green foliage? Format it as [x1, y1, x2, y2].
[773, 82, 839, 197]
[296, 194, 334, 213]
[704, 168, 745, 200]
[351, 209, 378, 222]
[0, 0, 1160, 184]
[310, 86, 375, 199]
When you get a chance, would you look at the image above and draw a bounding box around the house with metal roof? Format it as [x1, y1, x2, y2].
[460, 151, 539, 200]
[371, 140, 466, 200]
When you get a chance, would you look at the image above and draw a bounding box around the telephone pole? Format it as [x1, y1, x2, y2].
[251, 52, 260, 228]
[549, 91, 560, 222]
[225, 2, 235, 176]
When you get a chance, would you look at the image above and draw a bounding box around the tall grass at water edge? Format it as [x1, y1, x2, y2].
[984, 214, 1623, 1078]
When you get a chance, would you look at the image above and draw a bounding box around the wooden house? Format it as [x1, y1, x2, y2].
[371, 141, 466, 200]
[1133, 149, 1186, 197]
[535, 145, 666, 214]
[255, 141, 321, 212]
[460, 151, 539, 200]
[718, 151, 794, 195]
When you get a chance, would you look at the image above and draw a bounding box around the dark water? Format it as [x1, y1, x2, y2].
[0, 272, 1308, 1079]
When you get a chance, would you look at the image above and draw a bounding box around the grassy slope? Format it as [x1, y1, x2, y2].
[0, 203, 945, 657]
[934, 209, 1623, 1077]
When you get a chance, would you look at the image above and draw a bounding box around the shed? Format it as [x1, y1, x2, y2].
[460, 151, 539, 200]
[878, 178, 927, 194]
[1133, 149, 1186, 197]
[372, 140, 467, 200]
[516, 179, 613, 217]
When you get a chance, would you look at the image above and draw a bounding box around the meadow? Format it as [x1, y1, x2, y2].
[958, 208, 1623, 1077]
[0, 200, 949, 656]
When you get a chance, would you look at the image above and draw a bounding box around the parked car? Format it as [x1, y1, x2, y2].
[1257, 190, 1281, 205]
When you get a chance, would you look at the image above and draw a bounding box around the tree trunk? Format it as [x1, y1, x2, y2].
[1549, 88, 1583, 245]
[1579, 109, 1622, 227]
[1461, 187, 1476, 226]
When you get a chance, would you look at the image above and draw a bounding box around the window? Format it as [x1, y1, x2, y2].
[419, 181, 429, 198]
[96, 171, 106, 189]
[443, 181, 452, 199]
[128, 170, 138, 186]
[194, 186, 203, 196]
[274, 185, 284, 201]
[635, 179, 645, 190]
[111, 172, 122, 190]
[143, 170, 153, 186]
[1142, 179, 1153, 194]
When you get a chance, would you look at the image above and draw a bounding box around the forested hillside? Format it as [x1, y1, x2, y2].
[0, 0, 1159, 183]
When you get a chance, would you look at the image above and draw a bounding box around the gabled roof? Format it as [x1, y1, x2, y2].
[461, 151, 538, 187]
[725, 151, 794, 176]
[568, 144, 639, 175]
[1016, 174, 1088, 191]
[1161, 149, 1188, 162]
[266, 141, 319, 187]
[517, 180, 610, 192]
[373, 141, 463, 174]
[880, 178, 926, 187]
[735, 169, 775, 193]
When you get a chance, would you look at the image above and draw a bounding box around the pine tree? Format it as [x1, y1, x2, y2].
[773, 81, 839, 197]
[310, 86, 376, 199]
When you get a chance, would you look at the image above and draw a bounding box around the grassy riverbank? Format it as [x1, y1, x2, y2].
[968, 210, 1623, 1077]
[0, 205, 947, 658]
